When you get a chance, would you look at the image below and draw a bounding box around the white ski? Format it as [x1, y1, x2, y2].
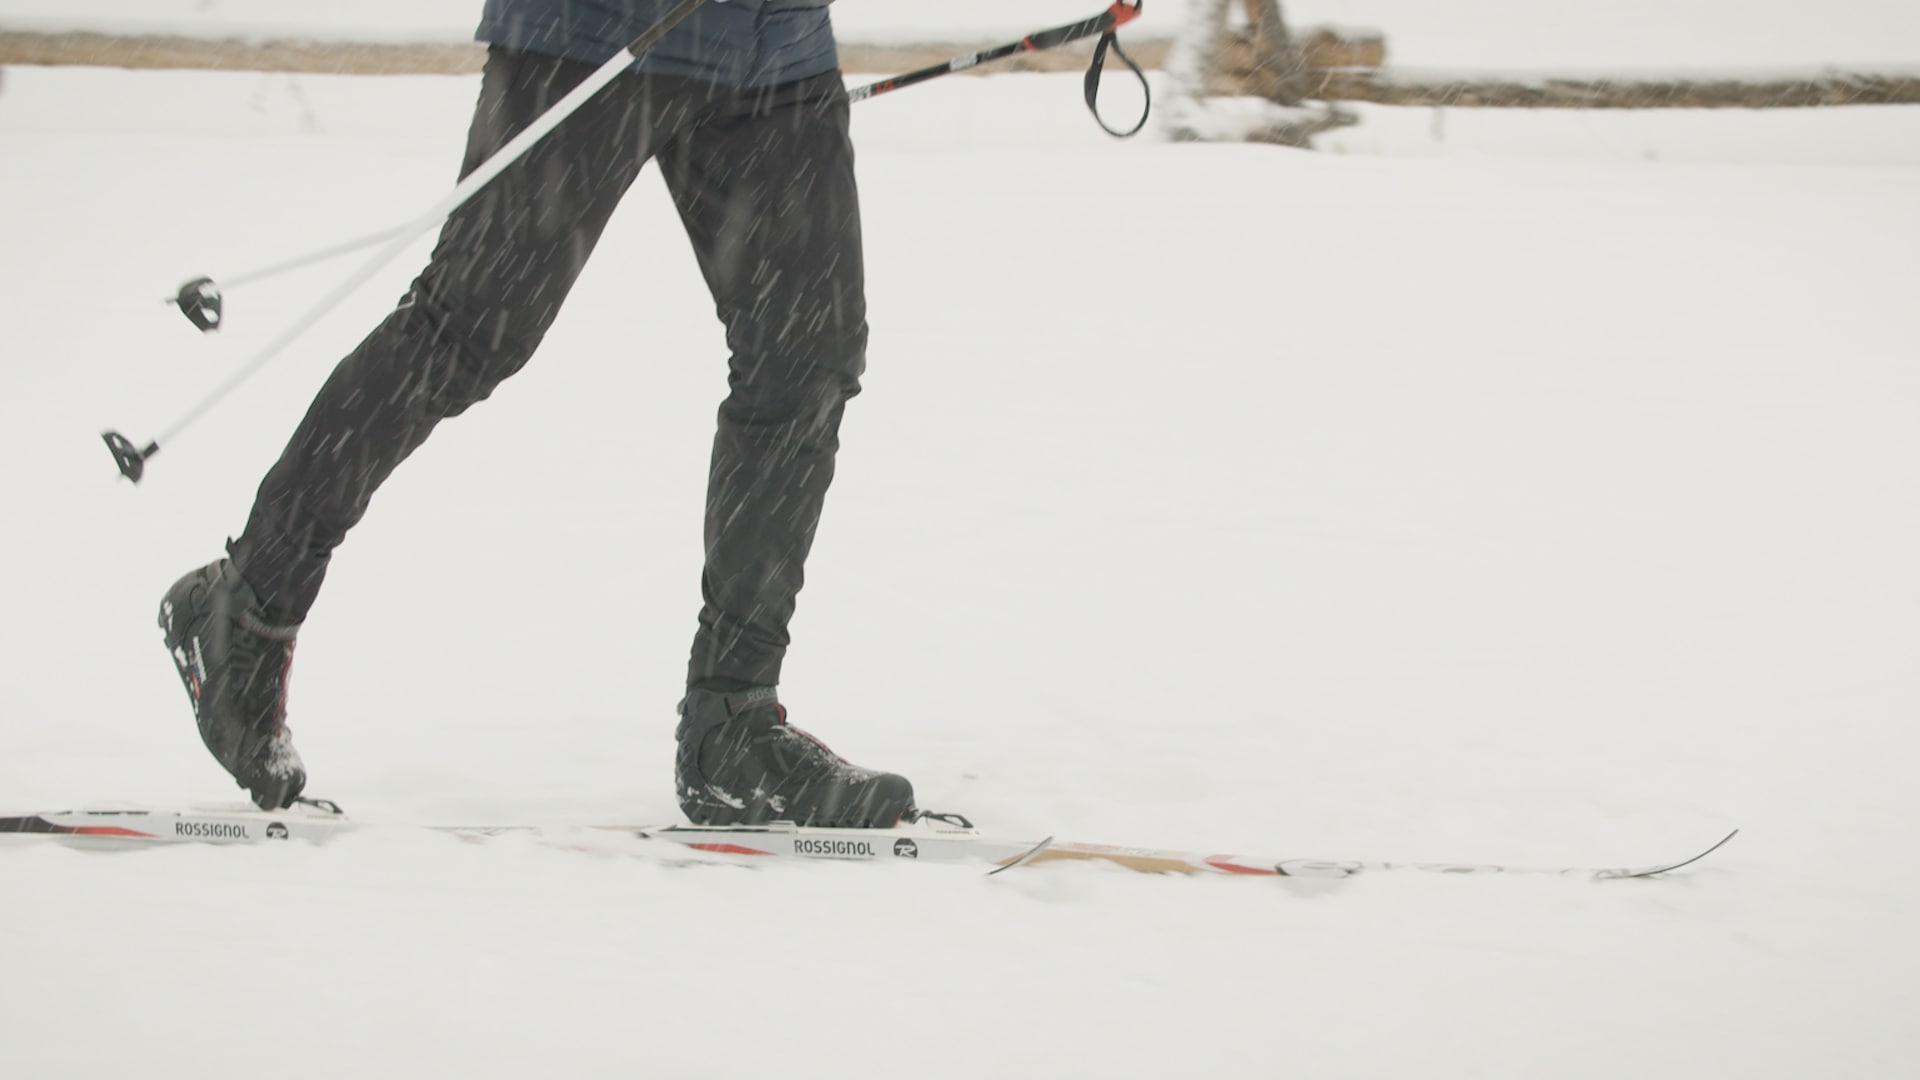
[0, 802, 1738, 881]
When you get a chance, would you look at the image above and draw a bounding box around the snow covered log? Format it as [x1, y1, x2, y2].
[1164, 0, 1918, 146]
[1309, 66, 1920, 109]
[0, 31, 484, 74]
[6, 25, 1911, 115]
[0, 31, 1173, 78]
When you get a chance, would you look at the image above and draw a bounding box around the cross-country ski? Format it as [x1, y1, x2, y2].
[0, 802, 1739, 881]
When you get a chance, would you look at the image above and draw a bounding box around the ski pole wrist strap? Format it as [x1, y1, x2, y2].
[1083, 4, 1150, 138]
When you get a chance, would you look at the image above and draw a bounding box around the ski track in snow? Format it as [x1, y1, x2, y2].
[2, 13, 1919, 1080]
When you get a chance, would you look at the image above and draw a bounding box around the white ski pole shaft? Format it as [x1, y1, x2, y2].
[223, 225, 410, 294]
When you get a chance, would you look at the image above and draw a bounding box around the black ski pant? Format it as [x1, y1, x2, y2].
[228, 47, 868, 691]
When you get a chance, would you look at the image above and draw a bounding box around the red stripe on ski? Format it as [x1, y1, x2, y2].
[0, 816, 159, 838]
[1203, 855, 1280, 876]
[686, 842, 776, 857]
[68, 826, 161, 838]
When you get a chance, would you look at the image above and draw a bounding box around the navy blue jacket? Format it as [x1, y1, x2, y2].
[475, 0, 839, 88]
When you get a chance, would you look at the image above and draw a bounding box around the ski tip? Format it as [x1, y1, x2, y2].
[1690, 827, 1741, 863]
[1601, 827, 1741, 880]
[989, 835, 1056, 875]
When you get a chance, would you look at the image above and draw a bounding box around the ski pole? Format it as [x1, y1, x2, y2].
[102, 0, 712, 483]
[159, 3, 1152, 338]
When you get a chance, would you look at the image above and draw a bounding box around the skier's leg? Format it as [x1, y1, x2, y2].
[658, 73, 868, 689]
[228, 48, 691, 621]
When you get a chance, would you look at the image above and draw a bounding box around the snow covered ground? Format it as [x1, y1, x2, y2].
[2, 4, 1919, 1077]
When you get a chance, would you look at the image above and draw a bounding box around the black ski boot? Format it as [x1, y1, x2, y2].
[159, 559, 306, 810]
[676, 687, 915, 828]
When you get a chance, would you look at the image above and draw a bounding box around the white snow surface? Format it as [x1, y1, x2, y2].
[3, 7, 1920, 1079]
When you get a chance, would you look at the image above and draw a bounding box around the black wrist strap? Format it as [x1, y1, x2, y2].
[1084, 19, 1151, 138]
